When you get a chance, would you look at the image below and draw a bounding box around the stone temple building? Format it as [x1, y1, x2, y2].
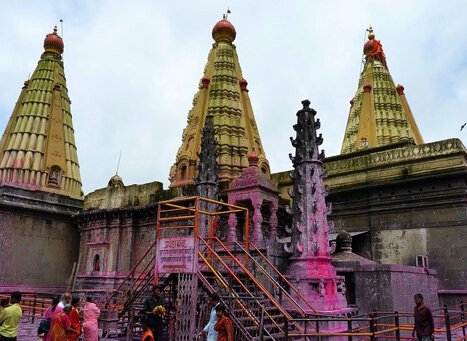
[0, 17, 465, 319]
[0, 27, 83, 292]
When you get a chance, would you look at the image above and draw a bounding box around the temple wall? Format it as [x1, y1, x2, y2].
[372, 227, 466, 290]
[0, 186, 82, 290]
[351, 264, 439, 315]
[75, 209, 157, 290]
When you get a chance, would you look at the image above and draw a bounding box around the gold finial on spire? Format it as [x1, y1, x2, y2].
[367, 26, 375, 40]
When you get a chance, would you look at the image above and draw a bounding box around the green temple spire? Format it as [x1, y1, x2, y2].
[170, 16, 270, 187]
[341, 26, 424, 154]
[0, 26, 82, 199]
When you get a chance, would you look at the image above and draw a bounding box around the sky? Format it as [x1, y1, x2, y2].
[0, 0, 466, 195]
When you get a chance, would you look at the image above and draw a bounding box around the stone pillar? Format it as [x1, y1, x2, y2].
[227, 212, 237, 242]
[251, 202, 263, 244]
[269, 203, 278, 240]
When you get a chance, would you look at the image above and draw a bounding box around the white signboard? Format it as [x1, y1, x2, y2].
[156, 236, 196, 274]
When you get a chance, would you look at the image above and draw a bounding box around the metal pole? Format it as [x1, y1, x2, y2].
[444, 304, 452, 341]
[259, 304, 265, 341]
[316, 316, 321, 341]
[461, 301, 466, 338]
[369, 314, 376, 341]
[394, 311, 401, 341]
[32, 295, 37, 323]
[347, 313, 353, 341]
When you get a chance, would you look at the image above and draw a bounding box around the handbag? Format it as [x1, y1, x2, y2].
[37, 317, 51, 334]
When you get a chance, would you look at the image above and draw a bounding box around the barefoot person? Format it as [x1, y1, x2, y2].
[0, 292, 22, 341]
[49, 304, 76, 341]
[197, 293, 220, 341]
[40, 296, 62, 341]
[213, 304, 234, 341]
[83, 296, 100, 341]
[412, 293, 435, 341]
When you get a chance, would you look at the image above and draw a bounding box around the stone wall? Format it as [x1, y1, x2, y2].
[74, 206, 156, 290]
[336, 262, 439, 314]
[0, 186, 82, 290]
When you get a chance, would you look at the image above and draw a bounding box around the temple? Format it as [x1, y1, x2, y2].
[169, 16, 270, 187]
[341, 27, 423, 154]
[1, 18, 466, 341]
[0, 27, 83, 291]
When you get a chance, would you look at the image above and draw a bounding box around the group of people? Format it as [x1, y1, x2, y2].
[198, 293, 234, 341]
[0, 288, 434, 341]
[39, 292, 100, 341]
[139, 287, 234, 341]
[0, 291, 100, 341]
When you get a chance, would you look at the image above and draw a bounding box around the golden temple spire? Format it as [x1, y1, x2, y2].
[340, 27, 423, 154]
[0, 27, 82, 198]
[169, 17, 269, 187]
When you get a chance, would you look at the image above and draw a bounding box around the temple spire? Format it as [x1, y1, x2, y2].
[0, 26, 82, 198]
[170, 17, 269, 187]
[341, 27, 424, 154]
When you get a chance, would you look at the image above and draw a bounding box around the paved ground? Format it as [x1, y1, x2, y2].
[16, 317, 466, 340]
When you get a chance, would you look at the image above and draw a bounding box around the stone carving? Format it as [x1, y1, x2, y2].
[48, 166, 61, 186]
[195, 116, 219, 237]
[285, 100, 348, 312]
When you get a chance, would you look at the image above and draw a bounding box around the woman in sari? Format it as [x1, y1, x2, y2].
[67, 297, 81, 340]
[48, 304, 76, 341]
[213, 304, 234, 341]
[41, 296, 63, 341]
[83, 296, 100, 341]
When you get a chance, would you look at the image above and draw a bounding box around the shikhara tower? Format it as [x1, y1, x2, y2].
[0, 26, 82, 198]
[0, 27, 82, 290]
[341, 27, 423, 154]
[170, 16, 269, 187]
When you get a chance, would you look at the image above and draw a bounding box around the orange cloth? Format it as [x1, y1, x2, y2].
[67, 307, 81, 340]
[214, 316, 234, 341]
[142, 329, 154, 341]
[49, 312, 71, 341]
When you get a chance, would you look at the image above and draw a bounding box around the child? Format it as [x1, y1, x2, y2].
[141, 315, 154, 341]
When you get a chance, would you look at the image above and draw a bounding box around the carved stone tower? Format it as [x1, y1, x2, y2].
[195, 116, 219, 201]
[341, 27, 423, 154]
[195, 115, 219, 236]
[0, 26, 82, 198]
[286, 100, 347, 312]
[170, 16, 270, 187]
[0, 26, 83, 290]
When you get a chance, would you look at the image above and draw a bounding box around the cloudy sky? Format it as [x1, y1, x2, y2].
[0, 1, 466, 194]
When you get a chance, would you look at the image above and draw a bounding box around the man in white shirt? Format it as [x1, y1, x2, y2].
[198, 293, 220, 341]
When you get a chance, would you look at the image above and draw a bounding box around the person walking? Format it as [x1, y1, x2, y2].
[40, 296, 63, 341]
[197, 293, 220, 341]
[412, 293, 435, 341]
[82, 296, 100, 341]
[0, 291, 22, 341]
[67, 297, 81, 341]
[48, 305, 76, 341]
[141, 285, 164, 341]
[213, 304, 234, 341]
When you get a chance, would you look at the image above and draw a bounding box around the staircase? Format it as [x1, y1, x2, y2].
[104, 196, 321, 340]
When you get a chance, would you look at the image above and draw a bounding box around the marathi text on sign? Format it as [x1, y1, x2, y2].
[156, 236, 196, 274]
